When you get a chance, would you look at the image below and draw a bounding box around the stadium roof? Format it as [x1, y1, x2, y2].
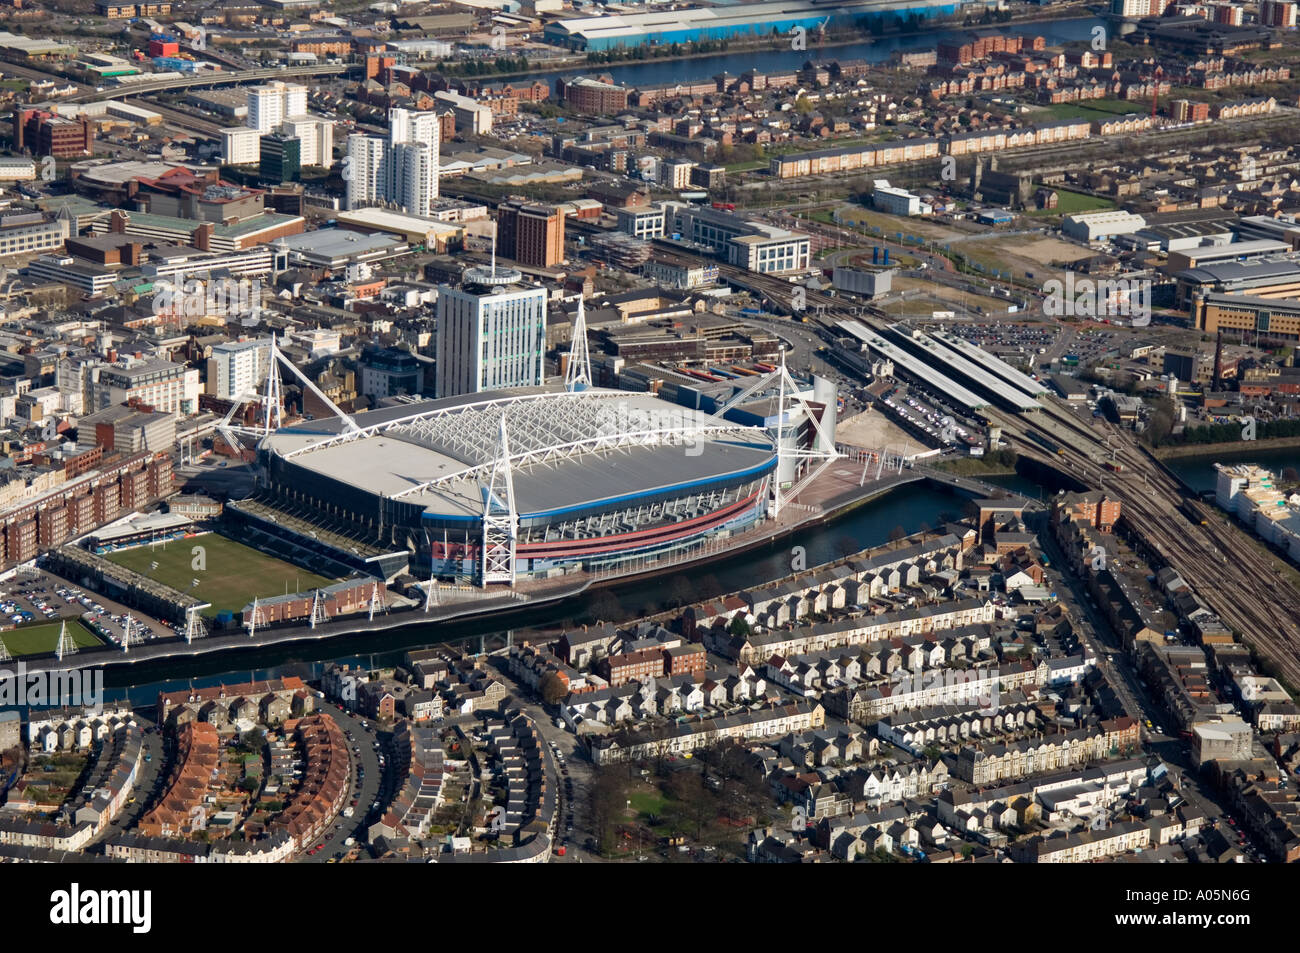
[265, 386, 776, 521]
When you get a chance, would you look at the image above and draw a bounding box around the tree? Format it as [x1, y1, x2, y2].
[667, 769, 712, 840]
[728, 615, 751, 638]
[1143, 396, 1176, 448]
[539, 672, 569, 706]
[667, 575, 696, 609]
[1283, 467, 1299, 484]
[589, 770, 628, 856]
[889, 525, 907, 543]
[585, 591, 622, 624]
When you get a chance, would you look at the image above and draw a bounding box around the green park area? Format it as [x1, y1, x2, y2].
[0, 620, 102, 658]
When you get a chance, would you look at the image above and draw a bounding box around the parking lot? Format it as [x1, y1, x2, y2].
[936, 320, 1061, 363]
[2, 567, 177, 650]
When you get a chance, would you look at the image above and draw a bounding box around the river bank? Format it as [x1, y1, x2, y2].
[32, 472, 924, 678]
[455, 10, 1099, 85]
[1153, 437, 1300, 461]
[933, 459, 1019, 477]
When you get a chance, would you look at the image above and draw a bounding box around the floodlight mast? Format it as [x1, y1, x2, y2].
[217, 333, 362, 455]
[565, 296, 592, 391]
[480, 415, 518, 586]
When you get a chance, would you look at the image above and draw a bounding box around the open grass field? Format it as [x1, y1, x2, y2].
[0, 619, 102, 658]
[1034, 99, 1151, 121]
[628, 789, 669, 819]
[893, 276, 1008, 312]
[106, 533, 337, 616]
[821, 205, 960, 243]
[1025, 188, 1116, 217]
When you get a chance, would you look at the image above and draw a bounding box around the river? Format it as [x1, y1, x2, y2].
[547, 17, 1104, 91]
[98, 479, 980, 705]
[84, 444, 1300, 708]
[1163, 446, 1300, 494]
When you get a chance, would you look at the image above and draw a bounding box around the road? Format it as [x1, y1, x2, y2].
[492, 662, 598, 863]
[298, 702, 392, 863]
[94, 719, 166, 845]
[1038, 511, 1270, 859]
[64, 64, 353, 103]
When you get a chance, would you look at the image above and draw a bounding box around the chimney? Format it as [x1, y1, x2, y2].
[13, 107, 26, 152]
[1212, 329, 1224, 392]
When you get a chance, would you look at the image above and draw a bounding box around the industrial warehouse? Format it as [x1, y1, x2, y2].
[543, 0, 972, 50]
[242, 384, 835, 586]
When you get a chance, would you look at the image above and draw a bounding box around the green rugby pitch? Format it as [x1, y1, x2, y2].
[105, 534, 337, 617]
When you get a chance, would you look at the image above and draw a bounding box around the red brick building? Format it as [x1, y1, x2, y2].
[13, 110, 93, 158]
[1055, 490, 1122, 534]
[558, 75, 628, 114]
[497, 200, 565, 268]
[664, 643, 706, 678]
[0, 451, 172, 568]
[598, 647, 665, 686]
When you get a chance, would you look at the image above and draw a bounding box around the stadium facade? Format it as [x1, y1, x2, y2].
[244, 386, 784, 584]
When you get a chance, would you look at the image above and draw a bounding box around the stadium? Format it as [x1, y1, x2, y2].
[237, 386, 788, 585]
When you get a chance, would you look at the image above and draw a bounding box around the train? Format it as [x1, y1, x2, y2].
[1026, 430, 1064, 456]
[1179, 499, 1209, 526]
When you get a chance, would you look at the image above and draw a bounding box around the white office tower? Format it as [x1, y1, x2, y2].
[220, 126, 262, 165]
[345, 133, 387, 210]
[387, 107, 440, 205]
[276, 116, 333, 167]
[247, 82, 310, 132]
[210, 338, 272, 401]
[284, 83, 308, 118]
[394, 142, 438, 218]
[436, 265, 547, 398]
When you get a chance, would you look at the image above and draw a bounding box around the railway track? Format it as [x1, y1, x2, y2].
[997, 400, 1300, 688]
